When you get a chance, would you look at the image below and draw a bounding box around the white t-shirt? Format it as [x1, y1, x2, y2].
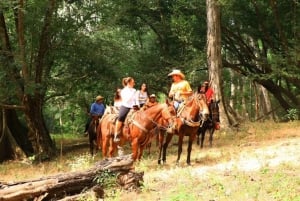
[120, 86, 138, 108]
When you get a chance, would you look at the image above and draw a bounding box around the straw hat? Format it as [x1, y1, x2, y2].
[150, 94, 156, 98]
[95, 95, 104, 101]
[168, 69, 185, 79]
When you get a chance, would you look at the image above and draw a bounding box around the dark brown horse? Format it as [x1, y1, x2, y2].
[159, 93, 209, 165]
[87, 117, 100, 156]
[197, 100, 220, 148]
[97, 102, 175, 160]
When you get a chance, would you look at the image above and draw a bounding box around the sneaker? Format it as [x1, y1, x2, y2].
[166, 126, 173, 134]
[113, 136, 120, 142]
[117, 146, 124, 156]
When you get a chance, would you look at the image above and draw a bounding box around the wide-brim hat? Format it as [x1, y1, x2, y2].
[168, 69, 185, 79]
[150, 94, 156, 98]
[95, 95, 104, 101]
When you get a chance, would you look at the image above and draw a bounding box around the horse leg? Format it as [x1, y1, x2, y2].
[138, 146, 145, 161]
[96, 125, 102, 150]
[89, 134, 94, 156]
[109, 138, 116, 157]
[209, 128, 215, 147]
[200, 128, 206, 148]
[196, 128, 200, 145]
[187, 134, 196, 165]
[102, 137, 108, 158]
[162, 133, 173, 164]
[157, 131, 164, 164]
[176, 135, 184, 165]
[131, 138, 139, 161]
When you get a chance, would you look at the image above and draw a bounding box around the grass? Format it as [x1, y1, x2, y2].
[1, 121, 300, 201]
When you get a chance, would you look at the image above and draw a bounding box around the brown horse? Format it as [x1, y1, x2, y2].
[128, 101, 175, 161]
[197, 100, 220, 148]
[97, 102, 175, 160]
[159, 93, 209, 165]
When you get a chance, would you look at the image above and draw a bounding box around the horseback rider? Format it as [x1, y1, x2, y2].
[113, 77, 139, 143]
[143, 94, 158, 110]
[168, 69, 193, 110]
[198, 80, 214, 106]
[84, 95, 105, 136]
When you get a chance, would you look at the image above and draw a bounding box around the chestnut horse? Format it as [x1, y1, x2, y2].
[197, 100, 220, 148]
[97, 102, 175, 160]
[158, 93, 209, 165]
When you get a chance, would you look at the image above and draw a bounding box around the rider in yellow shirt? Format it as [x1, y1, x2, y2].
[168, 69, 192, 109]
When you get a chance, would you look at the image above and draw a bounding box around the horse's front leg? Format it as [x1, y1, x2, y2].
[157, 130, 164, 164]
[138, 145, 145, 161]
[176, 135, 184, 165]
[186, 134, 196, 165]
[200, 128, 206, 148]
[88, 134, 94, 156]
[209, 127, 215, 147]
[102, 136, 108, 158]
[162, 133, 173, 164]
[131, 138, 139, 161]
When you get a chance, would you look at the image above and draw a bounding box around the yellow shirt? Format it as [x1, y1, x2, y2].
[169, 80, 192, 101]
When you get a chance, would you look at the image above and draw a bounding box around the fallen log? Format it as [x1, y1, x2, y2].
[0, 154, 143, 201]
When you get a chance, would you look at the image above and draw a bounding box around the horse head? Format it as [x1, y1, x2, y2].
[209, 99, 220, 123]
[176, 93, 209, 127]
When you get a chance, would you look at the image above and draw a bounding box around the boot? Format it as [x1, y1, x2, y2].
[114, 121, 123, 142]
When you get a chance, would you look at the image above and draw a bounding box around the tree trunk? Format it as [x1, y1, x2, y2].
[0, 109, 28, 162]
[0, 154, 143, 201]
[206, 0, 232, 127]
[23, 96, 56, 160]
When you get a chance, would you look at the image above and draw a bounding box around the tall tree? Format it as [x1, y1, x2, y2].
[0, 0, 57, 160]
[206, 0, 231, 126]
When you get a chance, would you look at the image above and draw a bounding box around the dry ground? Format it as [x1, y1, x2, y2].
[1, 121, 300, 201]
[117, 121, 300, 201]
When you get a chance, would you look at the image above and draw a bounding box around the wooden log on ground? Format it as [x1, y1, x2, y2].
[0, 154, 143, 201]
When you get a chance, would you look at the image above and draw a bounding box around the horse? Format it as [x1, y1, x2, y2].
[158, 93, 209, 165]
[197, 100, 220, 148]
[87, 117, 100, 156]
[97, 102, 175, 160]
[128, 101, 176, 161]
